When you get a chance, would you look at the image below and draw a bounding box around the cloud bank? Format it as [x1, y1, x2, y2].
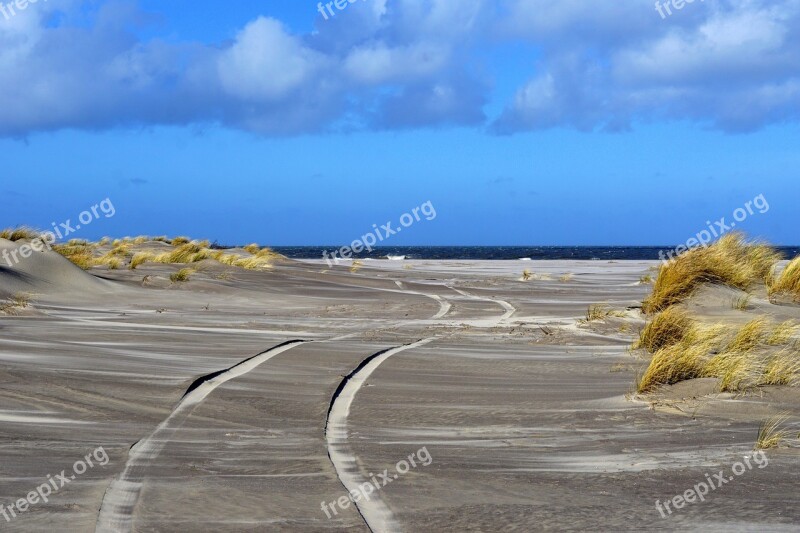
[0, 0, 797, 137]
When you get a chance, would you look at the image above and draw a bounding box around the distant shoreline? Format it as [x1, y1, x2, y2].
[266, 246, 800, 261]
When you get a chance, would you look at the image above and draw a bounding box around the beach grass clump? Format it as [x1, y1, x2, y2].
[156, 242, 214, 264]
[732, 293, 752, 311]
[130, 252, 157, 270]
[0, 293, 31, 314]
[171, 236, 191, 246]
[54, 242, 96, 270]
[170, 268, 194, 283]
[232, 256, 275, 270]
[643, 234, 781, 314]
[243, 243, 260, 254]
[763, 351, 800, 386]
[725, 318, 770, 353]
[769, 257, 800, 301]
[637, 343, 709, 392]
[755, 415, 794, 450]
[634, 306, 693, 353]
[767, 321, 798, 346]
[560, 273, 574, 282]
[635, 314, 800, 393]
[522, 269, 532, 281]
[586, 304, 626, 322]
[0, 227, 42, 242]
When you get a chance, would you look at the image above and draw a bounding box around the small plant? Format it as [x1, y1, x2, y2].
[130, 252, 156, 270]
[243, 243, 261, 254]
[560, 273, 574, 282]
[350, 260, 364, 273]
[755, 415, 793, 450]
[0, 293, 31, 314]
[522, 269, 533, 281]
[170, 268, 194, 283]
[768, 257, 800, 301]
[586, 304, 624, 322]
[171, 236, 191, 246]
[639, 274, 653, 284]
[732, 293, 752, 311]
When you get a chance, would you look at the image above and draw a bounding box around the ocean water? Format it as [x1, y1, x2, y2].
[271, 246, 800, 261]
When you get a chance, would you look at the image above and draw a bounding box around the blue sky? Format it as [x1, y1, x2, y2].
[0, 0, 798, 245]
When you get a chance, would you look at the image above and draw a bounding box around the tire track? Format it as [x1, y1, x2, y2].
[325, 338, 436, 533]
[95, 340, 308, 533]
[448, 286, 516, 325]
[394, 281, 451, 319]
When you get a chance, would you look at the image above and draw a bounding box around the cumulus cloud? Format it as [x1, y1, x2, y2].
[0, 0, 797, 137]
[493, 0, 800, 133]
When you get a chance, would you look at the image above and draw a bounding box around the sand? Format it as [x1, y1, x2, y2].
[0, 250, 799, 531]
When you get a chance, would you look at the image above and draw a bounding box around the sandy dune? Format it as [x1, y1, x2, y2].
[0, 250, 799, 531]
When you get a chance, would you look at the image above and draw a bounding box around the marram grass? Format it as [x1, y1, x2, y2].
[643, 234, 781, 314]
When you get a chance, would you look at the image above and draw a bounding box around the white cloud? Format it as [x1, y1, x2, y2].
[218, 18, 324, 101]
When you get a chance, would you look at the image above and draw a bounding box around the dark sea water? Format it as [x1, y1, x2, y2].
[271, 246, 800, 261]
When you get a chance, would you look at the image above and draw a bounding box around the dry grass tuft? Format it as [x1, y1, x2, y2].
[767, 321, 798, 346]
[243, 243, 261, 254]
[643, 234, 781, 314]
[171, 236, 191, 246]
[639, 274, 653, 284]
[170, 268, 194, 283]
[732, 293, 752, 311]
[0, 227, 42, 242]
[637, 344, 708, 392]
[522, 269, 533, 281]
[769, 257, 800, 301]
[232, 256, 275, 270]
[160, 242, 214, 264]
[560, 273, 574, 282]
[54, 242, 96, 270]
[634, 306, 693, 353]
[350, 260, 364, 273]
[635, 314, 800, 394]
[726, 318, 770, 353]
[586, 304, 627, 322]
[763, 351, 800, 386]
[130, 252, 156, 270]
[0, 293, 31, 314]
[755, 415, 793, 450]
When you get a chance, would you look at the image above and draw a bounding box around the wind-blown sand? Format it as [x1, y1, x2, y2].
[1, 243, 799, 531]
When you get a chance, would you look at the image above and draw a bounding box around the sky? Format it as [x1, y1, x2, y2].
[0, 0, 798, 246]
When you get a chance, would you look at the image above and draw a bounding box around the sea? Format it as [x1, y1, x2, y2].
[271, 246, 800, 261]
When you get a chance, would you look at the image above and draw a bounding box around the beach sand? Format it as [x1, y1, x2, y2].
[1, 240, 799, 531]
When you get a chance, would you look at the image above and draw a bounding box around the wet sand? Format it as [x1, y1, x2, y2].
[1, 249, 799, 531]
